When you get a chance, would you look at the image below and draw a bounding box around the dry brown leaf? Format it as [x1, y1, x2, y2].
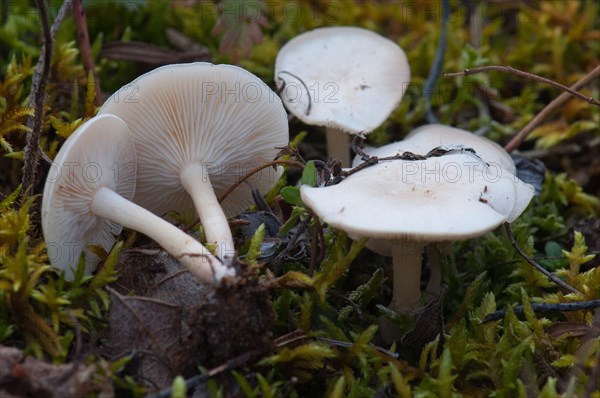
[101, 41, 211, 65]
[102, 289, 198, 389]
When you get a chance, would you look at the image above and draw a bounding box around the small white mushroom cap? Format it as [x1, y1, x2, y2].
[42, 115, 136, 278]
[302, 154, 523, 245]
[274, 26, 410, 134]
[99, 62, 288, 218]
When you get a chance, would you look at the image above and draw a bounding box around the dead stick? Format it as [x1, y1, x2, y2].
[51, 0, 73, 37]
[73, 0, 101, 104]
[504, 65, 600, 152]
[217, 159, 305, 203]
[444, 65, 600, 106]
[21, 0, 53, 192]
[482, 299, 600, 323]
[504, 223, 582, 296]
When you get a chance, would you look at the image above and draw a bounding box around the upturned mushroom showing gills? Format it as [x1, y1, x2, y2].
[274, 26, 410, 167]
[99, 63, 289, 264]
[42, 114, 232, 284]
[301, 148, 534, 316]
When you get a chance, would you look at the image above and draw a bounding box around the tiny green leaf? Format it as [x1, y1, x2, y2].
[280, 186, 303, 205]
[301, 160, 318, 187]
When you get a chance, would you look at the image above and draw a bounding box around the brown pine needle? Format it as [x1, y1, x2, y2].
[443, 65, 600, 106]
[217, 159, 305, 203]
[504, 65, 600, 152]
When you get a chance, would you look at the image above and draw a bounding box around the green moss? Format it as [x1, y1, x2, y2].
[1, 0, 599, 396]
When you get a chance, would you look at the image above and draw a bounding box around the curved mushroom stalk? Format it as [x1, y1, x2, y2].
[91, 187, 232, 283]
[180, 163, 234, 264]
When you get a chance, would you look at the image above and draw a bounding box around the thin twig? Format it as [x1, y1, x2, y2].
[51, 0, 73, 37]
[333, 145, 481, 185]
[504, 223, 582, 295]
[504, 65, 600, 152]
[217, 159, 305, 203]
[21, 0, 54, 192]
[73, 0, 101, 104]
[21, 0, 72, 186]
[423, 0, 450, 123]
[482, 299, 600, 323]
[315, 337, 399, 359]
[443, 65, 600, 106]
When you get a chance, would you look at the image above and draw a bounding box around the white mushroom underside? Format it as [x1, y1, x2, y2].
[99, 63, 288, 218]
[275, 27, 410, 134]
[301, 154, 523, 241]
[42, 116, 136, 277]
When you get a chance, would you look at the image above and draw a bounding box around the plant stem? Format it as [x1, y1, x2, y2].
[482, 299, 600, 323]
[21, 0, 53, 192]
[504, 223, 582, 295]
[444, 65, 600, 107]
[217, 159, 304, 203]
[51, 0, 73, 37]
[504, 65, 600, 152]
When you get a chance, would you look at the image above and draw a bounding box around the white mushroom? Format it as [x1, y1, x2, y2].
[354, 124, 532, 295]
[99, 63, 289, 264]
[42, 114, 232, 284]
[301, 152, 534, 315]
[275, 26, 410, 166]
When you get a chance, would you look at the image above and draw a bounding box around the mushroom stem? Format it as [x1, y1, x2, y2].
[390, 240, 424, 313]
[91, 187, 233, 284]
[326, 127, 351, 167]
[180, 163, 235, 263]
[425, 242, 453, 297]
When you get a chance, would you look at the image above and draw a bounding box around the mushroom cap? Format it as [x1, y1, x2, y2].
[355, 124, 515, 172]
[302, 153, 533, 251]
[42, 115, 136, 279]
[354, 124, 532, 224]
[274, 26, 410, 134]
[99, 62, 288, 218]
